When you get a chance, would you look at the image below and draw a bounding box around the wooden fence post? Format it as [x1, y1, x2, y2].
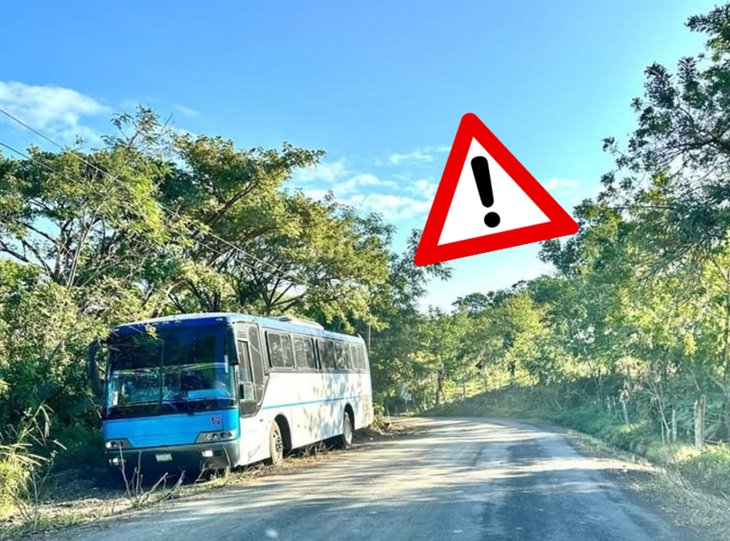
[694, 395, 706, 449]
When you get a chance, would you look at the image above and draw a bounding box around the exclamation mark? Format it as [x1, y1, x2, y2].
[471, 156, 501, 228]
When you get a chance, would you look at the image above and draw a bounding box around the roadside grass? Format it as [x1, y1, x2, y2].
[0, 420, 414, 541]
[428, 387, 730, 539]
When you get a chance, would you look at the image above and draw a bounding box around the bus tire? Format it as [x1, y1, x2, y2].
[269, 421, 284, 466]
[334, 410, 353, 450]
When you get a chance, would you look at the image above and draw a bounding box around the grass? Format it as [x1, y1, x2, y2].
[678, 445, 730, 496]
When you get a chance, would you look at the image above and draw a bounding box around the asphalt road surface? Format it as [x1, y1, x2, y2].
[53, 418, 703, 541]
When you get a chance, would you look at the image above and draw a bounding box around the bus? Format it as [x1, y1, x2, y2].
[87, 312, 373, 475]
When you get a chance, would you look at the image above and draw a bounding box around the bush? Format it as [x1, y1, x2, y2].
[0, 455, 28, 516]
[553, 406, 611, 435]
[679, 445, 730, 494]
[0, 405, 64, 521]
[53, 424, 105, 471]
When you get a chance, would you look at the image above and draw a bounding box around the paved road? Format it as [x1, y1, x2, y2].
[55, 418, 702, 541]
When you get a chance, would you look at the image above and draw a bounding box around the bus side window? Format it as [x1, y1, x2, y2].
[359, 345, 366, 372]
[350, 344, 364, 372]
[293, 336, 317, 370]
[334, 342, 351, 372]
[266, 332, 294, 369]
[317, 339, 336, 371]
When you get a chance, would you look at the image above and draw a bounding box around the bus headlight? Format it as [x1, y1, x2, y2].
[195, 431, 235, 443]
[105, 439, 131, 449]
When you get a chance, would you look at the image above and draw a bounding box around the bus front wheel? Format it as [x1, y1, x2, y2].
[334, 410, 353, 450]
[269, 422, 284, 466]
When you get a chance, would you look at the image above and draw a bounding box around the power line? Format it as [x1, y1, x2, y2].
[0, 141, 72, 178]
[0, 107, 309, 288]
[0, 108, 66, 150]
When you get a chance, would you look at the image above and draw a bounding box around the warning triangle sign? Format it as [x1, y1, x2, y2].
[414, 113, 579, 266]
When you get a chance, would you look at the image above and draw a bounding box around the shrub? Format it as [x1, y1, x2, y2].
[0, 453, 28, 516]
[679, 445, 730, 495]
[53, 424, 105, 471]
[0, 405, 64, 522]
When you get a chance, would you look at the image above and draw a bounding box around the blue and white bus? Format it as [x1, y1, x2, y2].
[87, 313, 373, 475]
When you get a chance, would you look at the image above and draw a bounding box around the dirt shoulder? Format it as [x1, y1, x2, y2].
[3, 417, 424, 541]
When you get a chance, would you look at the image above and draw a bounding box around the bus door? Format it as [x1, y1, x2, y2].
[235, 324, 267, 459]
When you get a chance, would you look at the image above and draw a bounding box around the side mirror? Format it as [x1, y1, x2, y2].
[87, 339, 104, 398]
[239, 382, 255, 401]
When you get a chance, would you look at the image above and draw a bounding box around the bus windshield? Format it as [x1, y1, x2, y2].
[105, 326, 235, 418]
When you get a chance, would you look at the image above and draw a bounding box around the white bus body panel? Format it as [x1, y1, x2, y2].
[235, 356, 373, 466]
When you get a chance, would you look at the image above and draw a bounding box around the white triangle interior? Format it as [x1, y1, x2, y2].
[437, 138, 550, 246]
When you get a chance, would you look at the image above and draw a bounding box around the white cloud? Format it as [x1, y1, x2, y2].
[292, 160, 394, 196]
[384, 144, 450, 166]
[429, 144, 451, 153]
[337, 173, 393, 194]
[293, 159, 348, 184]
[409, 178, 437, 198]
[293, 159, 435, 222]
[174, 104, 201, 118]
[388, 150, 434, 165]
[544, 178, 580, 192]
[542, 178, 586, 208]
[303, 188, 331, 200]
[346, 193, 432, 221]
[0, 81, 110, 142]
[301, 175, 433, 222]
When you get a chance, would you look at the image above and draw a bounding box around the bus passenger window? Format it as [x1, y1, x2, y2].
[293, 337, 317, 369]
[350, 344, 365, 372]
[266, 332, 294, 368]
[334, 342, 351, 371]
[317, 340, 337, 371]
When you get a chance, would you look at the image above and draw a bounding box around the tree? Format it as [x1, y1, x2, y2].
[596, 5, 730, 441]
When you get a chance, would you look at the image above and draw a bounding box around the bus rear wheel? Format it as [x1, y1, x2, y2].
[334, 410, 353, 450]
[269, 421, 284, 466]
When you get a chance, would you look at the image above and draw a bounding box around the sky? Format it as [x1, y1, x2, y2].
[0, 0, 717, 310]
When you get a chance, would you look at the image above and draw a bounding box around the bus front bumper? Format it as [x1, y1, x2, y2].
[106, 441, 240, 474]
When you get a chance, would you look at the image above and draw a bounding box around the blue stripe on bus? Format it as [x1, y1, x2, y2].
[261, 396, 360, 410]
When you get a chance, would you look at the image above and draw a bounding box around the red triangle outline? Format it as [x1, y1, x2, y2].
[414, 113, 579, 266]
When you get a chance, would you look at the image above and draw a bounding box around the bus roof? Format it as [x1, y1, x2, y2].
[110, 312, 364, 343]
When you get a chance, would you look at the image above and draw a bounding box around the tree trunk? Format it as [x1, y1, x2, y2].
[722, 291, 730, 443]
[694, 395, 706, 449]
[435, 368, 444, 407]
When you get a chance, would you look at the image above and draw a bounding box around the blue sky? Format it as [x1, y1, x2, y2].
[0, 0, 716, 309]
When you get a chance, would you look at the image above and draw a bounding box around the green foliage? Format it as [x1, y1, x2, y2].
[0, 405, 64, 520]
[679, 445, 730, 494]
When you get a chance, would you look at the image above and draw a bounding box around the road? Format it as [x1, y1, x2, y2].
[54, 418, 702, 541]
